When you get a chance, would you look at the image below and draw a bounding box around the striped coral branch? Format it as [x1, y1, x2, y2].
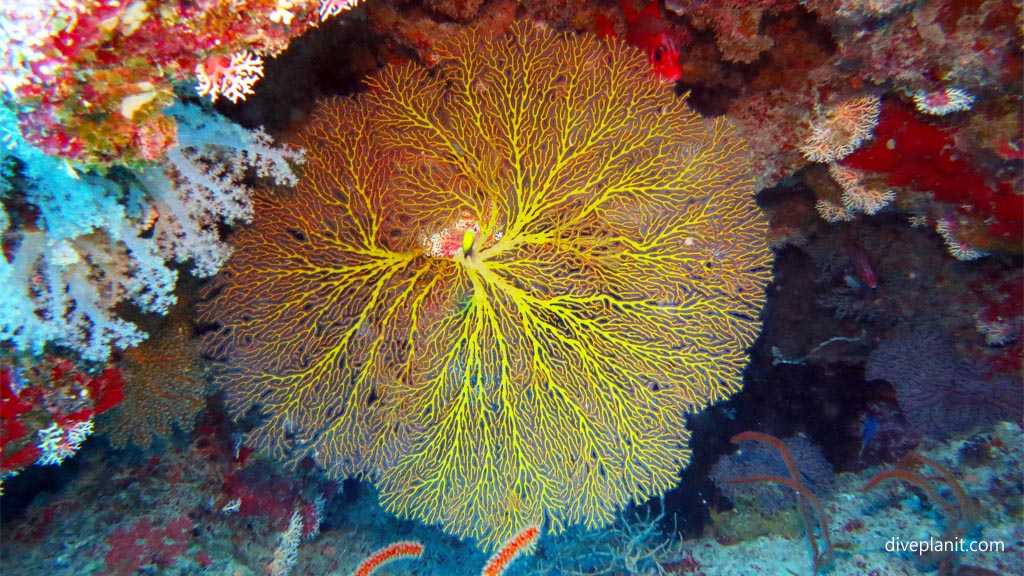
[482, 525, 541, 576]
[353, 541, 424, 576]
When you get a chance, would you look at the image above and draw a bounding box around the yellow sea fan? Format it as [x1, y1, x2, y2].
[199, 20, 772, 549]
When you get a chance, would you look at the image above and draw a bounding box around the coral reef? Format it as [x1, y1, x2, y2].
[0, 1, 1020, 575]
[3, 404, 1020, 576]
[104, 516, 195, 576]
[1, 357, 123, 482]
[841, 102, 1022, 257]
[665, 0, 791, 63]
[0, 0, 360, 167]
[803, 0, 1020, 97]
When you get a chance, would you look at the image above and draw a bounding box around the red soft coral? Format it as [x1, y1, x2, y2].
[843, 103, 1022, 245]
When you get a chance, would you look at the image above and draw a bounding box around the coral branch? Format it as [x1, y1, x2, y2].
[353, 541, 424, 576]
[482, 525, 541, 576]
[860, 453, 979, 570]
[726, 432, 835, 574]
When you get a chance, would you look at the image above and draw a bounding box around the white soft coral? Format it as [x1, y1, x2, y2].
[0, 103, 302, 361]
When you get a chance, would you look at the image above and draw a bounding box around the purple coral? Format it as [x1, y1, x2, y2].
[866, 326, 1021, 439]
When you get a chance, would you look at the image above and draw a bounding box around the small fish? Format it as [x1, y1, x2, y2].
[595, 0, 683, 82]
[858, 413, 878, 460]
[844, 238, 878, 289]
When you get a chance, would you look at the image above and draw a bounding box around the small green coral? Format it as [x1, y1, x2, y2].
[200, 21, 772, 549]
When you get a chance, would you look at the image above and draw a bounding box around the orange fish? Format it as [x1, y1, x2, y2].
[596, 0, 683, 82]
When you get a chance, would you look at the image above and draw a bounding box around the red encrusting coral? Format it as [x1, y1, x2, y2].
[1, 367, 34, 448]
[842, 103, 1023, 247]
[88, 368, 126, 415]
[0, 359, 124, 476]
[221, 466, 301, 529]
[45, 361, 125, 424]
[1, 444, 43, 472]
[970, 271, 1024, 376]
[103, 516, 195, 576]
